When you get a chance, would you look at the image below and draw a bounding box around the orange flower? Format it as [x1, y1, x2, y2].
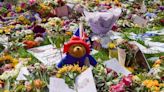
[23, 40, 38, 49]
[155, 60, 162, 65]
[34, 79, 43, 89]
[25, 84, 32, 92]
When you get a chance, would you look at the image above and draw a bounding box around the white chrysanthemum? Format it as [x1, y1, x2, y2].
[22, 29, 33, 35]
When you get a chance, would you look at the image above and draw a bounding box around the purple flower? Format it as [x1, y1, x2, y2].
[5, 3, 12, 10]
[33, 25, 46, 33]
[159, 6, 164, 11]
[110, 82, 125, 92]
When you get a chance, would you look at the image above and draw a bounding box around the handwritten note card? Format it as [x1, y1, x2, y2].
[76, 68, 97, 92]
[49, 68, 97, 92]
[49, 77, 75, 92]
[28, 45, 65, 66]
[104, 58, 131, 76]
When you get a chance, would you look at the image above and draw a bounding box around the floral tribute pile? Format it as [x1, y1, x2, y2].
[0, 0, 164, 92]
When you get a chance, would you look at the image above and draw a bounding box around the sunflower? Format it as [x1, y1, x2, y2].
[56, 65, 88, 78]
[0, 55, 18, 67]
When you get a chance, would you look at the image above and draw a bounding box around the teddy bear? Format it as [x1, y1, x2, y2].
[57, 36, 97, 68]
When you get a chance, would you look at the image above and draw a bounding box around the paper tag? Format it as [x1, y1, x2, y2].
[75, 68, 97, 92]
[118, 48, 126, 66]
[133, 15, 147, 27]
[104, 58, 131, 76]
[49, 77, 75, 92]
[16, 67, 30, 81]
[55, 5, 69, 17]
[28, 45, 65, 66]
[139, 1, 147, 13]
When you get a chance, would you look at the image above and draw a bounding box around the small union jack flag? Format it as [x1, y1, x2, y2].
[74, 28, 92, 51]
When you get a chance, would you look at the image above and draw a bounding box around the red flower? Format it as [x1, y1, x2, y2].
[106, 68, 112, 74]
[112, 25, 118, 31]
[160, 19, 164, 25]
[110, 82, 125, 92]
[121, 75, 133, 86]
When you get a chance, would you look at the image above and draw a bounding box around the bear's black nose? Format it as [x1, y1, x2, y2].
[77, 47, 80, 50]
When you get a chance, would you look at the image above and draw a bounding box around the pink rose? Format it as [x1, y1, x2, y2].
[29, 0, 36, 5]
[110, 83, 125, 92]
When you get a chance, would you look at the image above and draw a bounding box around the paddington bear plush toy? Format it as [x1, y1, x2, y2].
[57, 36, 97, 68]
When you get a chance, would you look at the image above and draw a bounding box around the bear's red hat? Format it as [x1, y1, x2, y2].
[63, 36, 90, 54]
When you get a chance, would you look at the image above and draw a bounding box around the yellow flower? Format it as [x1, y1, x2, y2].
[0, 29, 3, 33]
[108, 43, 116, 49]
[4, 90, 10, 92]
[58, 66, 68, 74]
[56, 65, 88, 78]
[76, 67, 82, 73]
[151, 86, 160, 92]
[67, 65, 73, 71]
[143, 80, 160, 89]
[81, 66, 88, 72]
[132, 75, 140, 81]
[153, 80, 159, 86]
[39, 3, 49, 10]
[71, 66, 77, 72]
[160, 83, 164, 87]
[56, 74, 61, 78]
[154, 59, 162, 65]
[4, 28, 10, 34]
[0, 55, 18, 67]
[153, 64, 160, 68]
[15, 6, 22, 12]
[65, 31, 72, 35]
[12, 59, 18, 67]
[126, 67, 134, 72]
[9, 25, 15, 29]
[143, 80, 149, 85]
[24, 35, 34, 40]
[4, 55, 12, 60]
[7, 12, 12, 17]
[42, 18, 47, 22]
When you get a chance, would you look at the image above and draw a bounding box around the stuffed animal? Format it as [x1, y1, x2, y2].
[57, 36, 97, 68]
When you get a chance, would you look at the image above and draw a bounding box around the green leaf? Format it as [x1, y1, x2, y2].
[15, 85, 24, 92]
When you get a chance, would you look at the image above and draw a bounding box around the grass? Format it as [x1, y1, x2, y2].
[151, 35, 164, 42]
[122, 27, 149, 34]
[145, 52, 164, 59]
[10, 47, 39, 64]
[93, 49, 109, 62]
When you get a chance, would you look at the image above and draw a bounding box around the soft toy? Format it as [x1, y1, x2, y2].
[57, 36, 97, 68]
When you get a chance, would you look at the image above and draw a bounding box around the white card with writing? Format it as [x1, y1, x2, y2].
[49, 77, 75, 92]
[28, 45, 65, 66]
[104, 58, 131, 76]
[16, 67, 30, 81]
[75, 68, 97, 92]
